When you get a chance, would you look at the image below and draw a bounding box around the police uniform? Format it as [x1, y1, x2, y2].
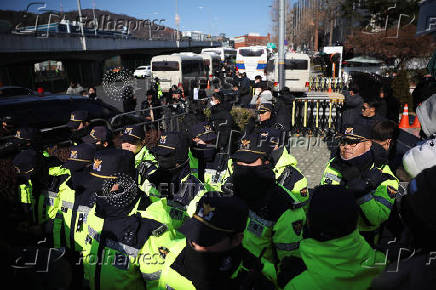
[159, 195, 276, 290]
[320, 126, 399, 238]
[144, 132, 206, 230]
[119, 124, 158, 189]
[227, 133, 306, 269]
[79, 167, 174, 290]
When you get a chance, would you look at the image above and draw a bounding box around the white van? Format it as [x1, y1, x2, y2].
[151, 53, 208, 94]
[201, 47, 237, 63]
[266, 53, 310, 93]
[200, 53, 221, 80]
[236, 46, 268, 81]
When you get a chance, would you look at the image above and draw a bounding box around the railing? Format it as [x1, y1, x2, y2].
[291, 94, 344, 136]
[307, 76, 347, 93]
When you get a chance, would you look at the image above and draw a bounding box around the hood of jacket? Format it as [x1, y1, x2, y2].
[417, 94, 436, 137]
[343, 92, 363, 109]
[299, 230, 385, 284]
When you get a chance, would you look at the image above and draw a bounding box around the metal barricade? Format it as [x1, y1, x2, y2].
[308, 76, 347, 93]
[291, 93, 344, 137]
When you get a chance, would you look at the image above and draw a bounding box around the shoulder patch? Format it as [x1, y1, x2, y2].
[292, 219, 304, 236]
[158, 246, 170, 259]
[300, 187, 308, 197]
[152, 224, 168, 237]
[387, 185, 398, 199]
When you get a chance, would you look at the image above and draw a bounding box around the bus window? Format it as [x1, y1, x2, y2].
[182, 60, 204, 77]
[285, 60, 308, 70]
[239, 48, 264, 57]
[152, 61, 179, 71]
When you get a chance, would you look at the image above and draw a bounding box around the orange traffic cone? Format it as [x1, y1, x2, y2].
[399, 104, 410, 128]
[207, 79, 210, 89]
[410, 114, 421, 128]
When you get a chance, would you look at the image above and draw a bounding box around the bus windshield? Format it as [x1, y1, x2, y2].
[238, 49, 264, 57]
[152, 61, 179, 71]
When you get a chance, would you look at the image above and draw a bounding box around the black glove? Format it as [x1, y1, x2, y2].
[365, 168, 385, 189]
[347, 177, 370, 199]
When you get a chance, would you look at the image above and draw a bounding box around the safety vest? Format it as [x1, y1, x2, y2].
[187, 150, 199, 179]
[320, 158, 399, 232]
[159, 238, 277, 290]
[18, 180, 35, 223]
[82, 209, 172, 290]
[242, 185, 306, 267]
[285, 230, 386, 290]
[135, 146, 158, 188]
[273, 147, 309, 206]
[144, 171, 206, 231]
[157, 83, 163, 99]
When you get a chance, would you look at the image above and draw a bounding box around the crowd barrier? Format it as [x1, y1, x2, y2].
[308, 76, 346, 93]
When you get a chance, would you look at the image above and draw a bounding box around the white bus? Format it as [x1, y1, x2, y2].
[266, 53, 310, 93]
[236, 46, 268, 81]
[200, 53, 221, 80]
[151, 53, 208, 94]
[201, 47, 237, 63]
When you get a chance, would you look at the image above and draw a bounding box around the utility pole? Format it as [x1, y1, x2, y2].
[175, 0, 180, 41]
[278, 0, 285, 90]
[76, 0, 87, 50]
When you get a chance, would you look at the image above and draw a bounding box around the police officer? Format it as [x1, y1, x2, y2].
[66, 110, 91, 145]
[82, 126, 112, 150]
[226, 132, 306, 269]
[13, 149, 48, 225]
[120, 124, 158, 189]
[282, 185, 386, 289]
[158, 194, 275, 290]
[188, 121, 219, 183]
[80, 150, 174, 290]
[258, 128, 309, 205]
[145, 132, 205, 230]
[320, 124, 399, 246]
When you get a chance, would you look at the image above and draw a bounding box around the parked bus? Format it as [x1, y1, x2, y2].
[236, 46, 268, 81]
[200, 53, 221, 80]
[201, 47, 237, 63]
[266, 53, 310, 94]
[151, 53, 208, 95]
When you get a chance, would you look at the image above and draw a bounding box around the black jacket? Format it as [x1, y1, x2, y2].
[340, 93, 364, 132]
[210, 103, 233, 151]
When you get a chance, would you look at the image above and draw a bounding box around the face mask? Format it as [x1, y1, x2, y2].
[89, 93, 96, 99]
[341, 149, 373, 169]
[255, 88, 262, 95]
[232, 163, 275, 204]
[192, 144, 217, 162]
[71, 126, 89, 142]
[157, 154, 177, 170]
[210, 100, 217, 106]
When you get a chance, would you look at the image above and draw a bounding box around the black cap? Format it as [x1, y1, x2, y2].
[256, 103, 274, 114]
[153, 132, 189, 162]
[67, 111, 89, 129]
[82, 126, 110, 144]
[120, 124, 145, 144]
[212, 92, 224, 103]
[14, 127, 39, 142]
[89, 148, 135, 180]
[13, 149, 37, 179]
[179, 194, 249, 247]
[308, 185, 359, 241]
[190, 122, 217, 143]
[146, 89, 154, 96]
[341, 123, 371, 140]
[63, 143, 96, 172]
[231, 132, 273, 164]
